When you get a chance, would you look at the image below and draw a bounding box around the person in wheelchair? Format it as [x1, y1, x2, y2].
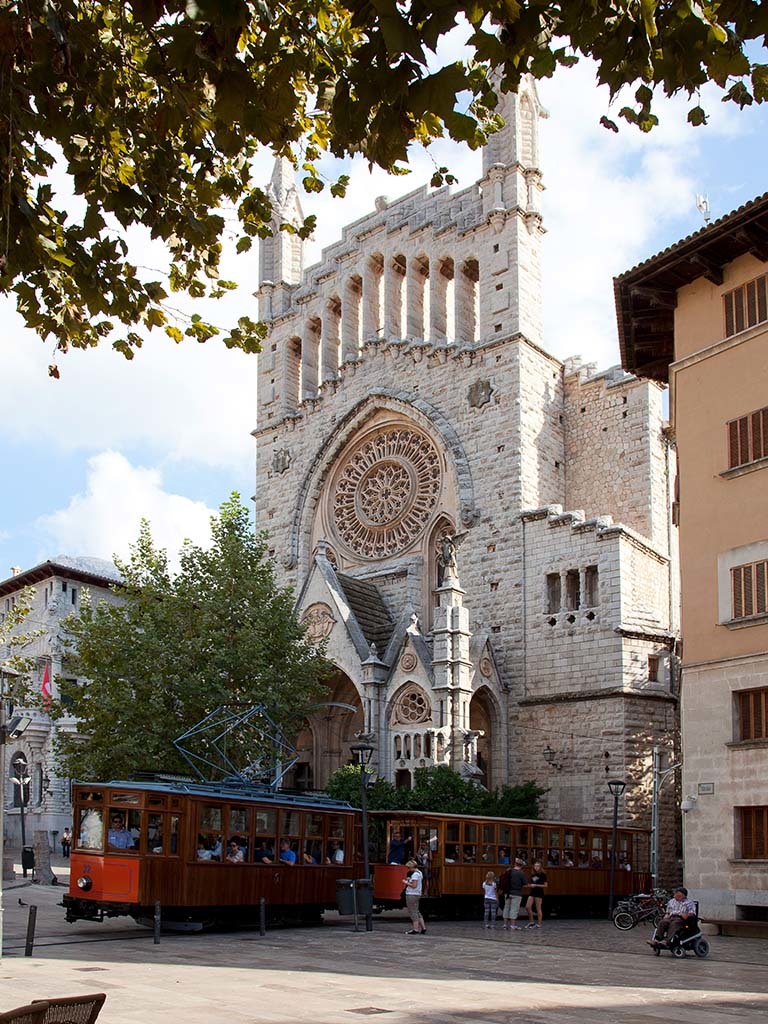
[649, 887, 697, 947]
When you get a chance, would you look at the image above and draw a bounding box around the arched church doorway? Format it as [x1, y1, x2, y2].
[284, 670, 363, 790]
[469, 689, 495, 789]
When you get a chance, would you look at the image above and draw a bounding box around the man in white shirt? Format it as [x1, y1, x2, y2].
[650, 887, 697, 946]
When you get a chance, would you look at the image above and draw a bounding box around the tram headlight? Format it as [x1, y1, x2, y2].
[76, 876, 93, 891]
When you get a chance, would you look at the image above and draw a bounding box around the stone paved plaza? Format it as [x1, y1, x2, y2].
[1, 865, 767, 1024]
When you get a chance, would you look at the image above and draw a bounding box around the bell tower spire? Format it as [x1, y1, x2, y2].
[258, 157, 305, 320]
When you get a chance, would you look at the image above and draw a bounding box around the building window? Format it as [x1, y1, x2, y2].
[71, 587, 77, 605]
[737, 687, 768, 741]
[584, 566, 599, 607]
[61, 581, 67, 593]
[724, 272, 768, 338]
[731, 560, 768, 619]
[738, 806, 768, 859]
[728, 406, 768, 469]
[648, 655, 660, 682]
[565, 569, 581, 610]
[546, 573, 561, 614]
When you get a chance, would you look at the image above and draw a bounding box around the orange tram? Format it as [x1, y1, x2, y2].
[64, 781, 650, 929]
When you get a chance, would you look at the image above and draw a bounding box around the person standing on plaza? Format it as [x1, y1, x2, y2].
[61, 827, 72, 859]
[525, 860, 547, 928]
[482, 871, 498, 929]
[403, 859, 427, 934]
[499, 858, 527, 930]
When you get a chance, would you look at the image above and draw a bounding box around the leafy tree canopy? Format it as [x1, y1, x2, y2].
[0, 585, 45, 700]
[2, 2, 765, 372]
[51, 493, 330, 780]
[325, 763, 546, 819]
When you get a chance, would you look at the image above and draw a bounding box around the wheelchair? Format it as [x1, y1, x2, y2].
[649, 913, 710, 959]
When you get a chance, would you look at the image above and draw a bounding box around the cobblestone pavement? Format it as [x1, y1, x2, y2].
[1, 868, 767, 1024]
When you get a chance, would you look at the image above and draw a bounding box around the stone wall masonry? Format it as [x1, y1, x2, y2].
[563, 360, 671, 550]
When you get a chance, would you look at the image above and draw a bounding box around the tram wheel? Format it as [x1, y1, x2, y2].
[612, 911, 636, 931]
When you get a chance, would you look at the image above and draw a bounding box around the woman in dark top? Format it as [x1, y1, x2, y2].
[525, 860, 547, 928]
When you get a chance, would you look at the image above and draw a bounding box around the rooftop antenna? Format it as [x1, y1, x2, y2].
[695, 193, 711, 225]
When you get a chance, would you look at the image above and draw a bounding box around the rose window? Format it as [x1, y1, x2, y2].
[395, 688, 431, 724]
[332, 428, 441, 558]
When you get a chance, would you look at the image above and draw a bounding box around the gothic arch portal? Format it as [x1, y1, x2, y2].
[294, 670, 364, 790]
[469, 687, 501, 790]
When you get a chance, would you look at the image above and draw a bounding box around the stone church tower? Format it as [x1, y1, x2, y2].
[253, 80, 679, 839]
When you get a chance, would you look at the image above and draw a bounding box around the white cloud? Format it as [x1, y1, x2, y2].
[36, 451, 215, 567]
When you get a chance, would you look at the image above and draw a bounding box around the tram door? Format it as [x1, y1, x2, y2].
[415, 824, 440, 897]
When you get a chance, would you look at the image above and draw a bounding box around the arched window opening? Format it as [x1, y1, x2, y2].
[457, 258, 479, 345]
[302, 316, 321, 400]
[322, 296, 342, 383]
[363, 253, 384, 340]
[386, 254, 407, 339]
[286, 336, 302, 409]
[407, 255, 429, 340]
[469, 689, 494, 789]
[342, 275, 362, 361]
[439, 258, 455, 342]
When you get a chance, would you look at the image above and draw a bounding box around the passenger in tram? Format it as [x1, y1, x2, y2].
[387, 830, 407, 864]
[197, 836, 214, 860]
[326, 840, 344, 864]
[211, 836, 223, 860]
[226, 839, 245, 863]
[498, 847, 510, 865]
[445, 845, 459, 863]
[463, 845, 477, 863]
[253, 840, 274, 864]
[107, 813, 135, 850]
[577, 851, 590, 868]
[547, 849, 560, 867]
[279, 838, 297, 864]
[303, 841, 322, 864]
[562, 852, 575, 867]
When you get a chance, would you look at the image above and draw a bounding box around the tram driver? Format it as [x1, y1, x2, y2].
[108, 813, 135, 850]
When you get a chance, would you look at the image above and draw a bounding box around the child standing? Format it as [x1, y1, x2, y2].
[482, 871, 498, 929]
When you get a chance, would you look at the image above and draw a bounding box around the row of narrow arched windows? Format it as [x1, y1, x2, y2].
[285, 253, 480, 405]
[393, 731, 448, 762]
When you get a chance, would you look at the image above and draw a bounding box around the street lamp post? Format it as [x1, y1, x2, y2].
[13, 755, 31, 877]
[349, 741, 375, 934]
[607, 778, 626, 919]
[650, 745, 681, 888]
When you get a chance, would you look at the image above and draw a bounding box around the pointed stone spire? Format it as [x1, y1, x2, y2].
[258, 156, 305, 319]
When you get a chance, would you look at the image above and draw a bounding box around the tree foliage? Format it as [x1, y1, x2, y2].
[325, 763, 546, 819]
[52, 493, 330, 780]
[2, 2, 765, 371]
[0, 585, 44, 700]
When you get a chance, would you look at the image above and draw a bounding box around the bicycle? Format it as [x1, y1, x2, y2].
[612, 890, 669, 931]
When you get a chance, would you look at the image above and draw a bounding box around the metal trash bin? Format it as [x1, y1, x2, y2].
[21, 846, 35, 871]
[336, 878, 373, 916]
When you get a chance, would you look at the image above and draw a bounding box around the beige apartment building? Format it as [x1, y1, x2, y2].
[616, 193, 768, 922]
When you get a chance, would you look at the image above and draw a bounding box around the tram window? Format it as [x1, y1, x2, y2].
[532, 827, 545, 847]
[328, 814, 345, 840]
[78, 790, 103, 803]
[499, 826, 511, 847]
[325, 838, 345, 864]
[253, 837, 275, 864]
[281, 810, 301, 836]
[108, 808, 140, 852]
[303, 839, 323, 864]
[591, 835, 604, 868]
[464, 823, 477, 843]
[577, 850, 589, 868]
[169, 815, 179, 856]
[462, 844, 477, 863]
[481, 845, 495, 863]
[446, 822, 460, 844]
[305, 814, 324, 838]
[148, 796, 167, 809]
[498, 846, 510, 865]
[200, 805, 222, 831]
[416, 827, 437, 863]
[515, 847, 528, 865]
[563, 830, 574, 851]
[532, 848, 544, 864]
[482, 824, 495, 844]
[226, 836, 247, 863]
[445, 844, 459, 863]
[547, 848, 560, 867]
[517, 826, 530, 845]
[147, 813, 164, 855]
[77, 808, 103, 850]
[229, 807, 250, 833]
[577, 829, 589, 851]
[111, 792, 141, 806]
[255, 809, 276, 834]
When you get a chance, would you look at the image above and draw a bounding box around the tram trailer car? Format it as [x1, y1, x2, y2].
[371, 810, 651, 917]
[65, 781, 361, 929]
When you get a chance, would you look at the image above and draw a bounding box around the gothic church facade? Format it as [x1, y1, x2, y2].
[253, 81, 678, 836]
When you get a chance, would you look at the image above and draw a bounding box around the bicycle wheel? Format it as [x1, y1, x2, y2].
[613, 910, 636, 931]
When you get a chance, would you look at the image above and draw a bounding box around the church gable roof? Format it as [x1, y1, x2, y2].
[336, 573, 394, 656]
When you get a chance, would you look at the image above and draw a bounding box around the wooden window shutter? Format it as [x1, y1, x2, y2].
[752, 410, 765, 461]
[739, 417, 750, 466]
[747, 279, 758, 326]
[733, 565, 744, 618]
[743, 564, 754, 616]
[758, 274, 768, 324]
[724, 291, 735, 336]
[729, 420, 740, 467]
[756, 561, 768, 615]
[742, 808, 754, 858]
[734, 287, 745, 333]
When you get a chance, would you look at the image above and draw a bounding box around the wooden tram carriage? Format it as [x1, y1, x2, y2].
[371, 810, 650, 916]
[65, 781, 650, 928]
[64, 780, 360, 928]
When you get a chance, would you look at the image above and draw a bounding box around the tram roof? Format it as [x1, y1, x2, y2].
[371, 808, 649, 833]
[76, 777, 356, 811]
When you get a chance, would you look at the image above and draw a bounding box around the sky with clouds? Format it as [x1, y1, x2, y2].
[1, 49, 766, 580]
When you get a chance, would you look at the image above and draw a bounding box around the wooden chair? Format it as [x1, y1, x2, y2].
[0, 1004, 50, 1024]
[31, 995, 106, 1024]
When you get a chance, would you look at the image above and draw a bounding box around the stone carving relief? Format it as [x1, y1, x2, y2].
[400, 652, 417, 672]
[272, 448, 292, 474]
[301, 602, 336, 642]
[480, 656, 493, 678]
[332, 428, 441, 559]
[467, 379, 493, 409]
